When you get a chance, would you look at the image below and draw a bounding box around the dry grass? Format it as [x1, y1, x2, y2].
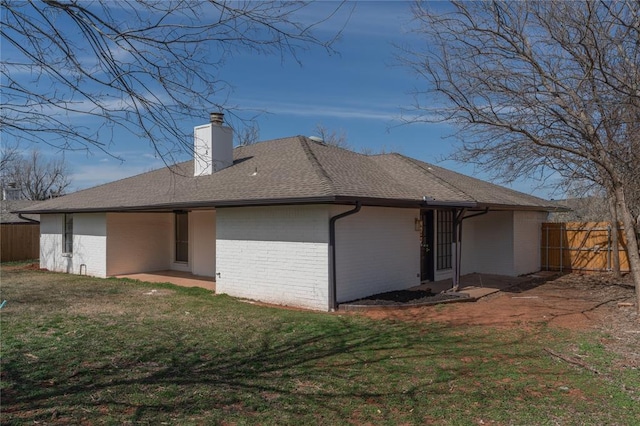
[1, 264, 639, 425]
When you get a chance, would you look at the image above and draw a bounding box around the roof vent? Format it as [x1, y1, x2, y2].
[308, 136, 324, 143]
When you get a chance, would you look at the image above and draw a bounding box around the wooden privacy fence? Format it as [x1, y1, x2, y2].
[541, 222, 630, 273]
[1, 223, 40, 262]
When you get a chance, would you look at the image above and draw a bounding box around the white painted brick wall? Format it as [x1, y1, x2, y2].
[216, 205, 330, 310]
[73, 213, 107, 277]
[191, 210, 216, 277]
[40, 213, 107, 277]
[461, 211, 515, 276]
[460, 210, 546, 277]
[40, 214, 65, 272]
[513, 210, 547, 275]
[106, 213, 172, 276]
[333, 206, 420, 303]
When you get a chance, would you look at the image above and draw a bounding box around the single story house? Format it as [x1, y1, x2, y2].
[20, 113, 559, 311]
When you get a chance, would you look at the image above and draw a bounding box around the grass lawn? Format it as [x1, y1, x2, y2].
[1, 264, 638, 425]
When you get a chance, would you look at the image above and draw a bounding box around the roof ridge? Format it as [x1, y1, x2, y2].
[394, 154, 475, 202]
[297, 136, 336, 195]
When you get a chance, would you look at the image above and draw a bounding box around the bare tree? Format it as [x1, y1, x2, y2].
[1, 1, 348, 164]
[401, 1, 640, 313]
[5, 150, 71, 201]
[360, 146, 390, 156]
[0, 141, 19, 175]
[236, 122, 261, 146]
[313, 124, 350, 148]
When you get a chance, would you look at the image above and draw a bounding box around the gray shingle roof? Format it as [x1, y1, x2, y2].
[20, 136, 556, 213]
[1, 200, 40, 223]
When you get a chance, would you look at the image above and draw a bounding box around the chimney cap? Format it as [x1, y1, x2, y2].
[210, 112, 224, 125]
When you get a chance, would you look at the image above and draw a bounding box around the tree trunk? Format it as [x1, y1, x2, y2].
[614, 186, 640, 317]
[608, 192, 621, 277]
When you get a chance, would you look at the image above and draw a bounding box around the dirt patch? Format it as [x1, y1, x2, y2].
[353, 273, 640, 368]
[2, 262, 43, 271]
[355, 273, 636, 329]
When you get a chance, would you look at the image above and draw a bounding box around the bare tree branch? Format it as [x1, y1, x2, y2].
[236, 121, 261, 146]
[313, 124, 349, 148]
[1, 1, 349, 164]
[0, 141, 20, 175]
[4, 150, 71, 201]
[400, 0, 640, 313]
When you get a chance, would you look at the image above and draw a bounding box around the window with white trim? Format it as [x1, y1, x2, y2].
[175, 212, 189, 262]
[63, 214, 73, 254]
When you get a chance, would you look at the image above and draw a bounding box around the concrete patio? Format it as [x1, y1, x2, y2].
[116, 270, 216, 291]
[114, 270, 559, 307]
[412, 271, 559, 299]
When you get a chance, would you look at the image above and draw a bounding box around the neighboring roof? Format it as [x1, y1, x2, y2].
[548, 196, 607, 222]
[20, 136, 559, 214]
[1, 200, 40, 223]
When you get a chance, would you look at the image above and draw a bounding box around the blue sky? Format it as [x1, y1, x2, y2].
[3, 1, 557, 199]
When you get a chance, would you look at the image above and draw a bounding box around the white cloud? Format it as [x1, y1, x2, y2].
[69, 160, 164, 191]
[241, 99, 402, 122]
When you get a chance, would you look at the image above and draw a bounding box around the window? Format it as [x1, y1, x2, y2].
[175, 212, 189, 262]
[63, 214, 73, 254]
[436, 210, 453, 270]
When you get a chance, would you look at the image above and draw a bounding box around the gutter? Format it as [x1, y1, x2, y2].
[328, 202, 361, 311]
[422, 199, 477, 209]
[452, 207, 489, 291]
[18, 195, 554, 215]
[17, 213, 40, 224]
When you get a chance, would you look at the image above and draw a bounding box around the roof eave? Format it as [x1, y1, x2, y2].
[475, 202, 569, 212]
[18, 196, 339, 214]
[19, 197, 562, 214]
[421, 200, 477, 208]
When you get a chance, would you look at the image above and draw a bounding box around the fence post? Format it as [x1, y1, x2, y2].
[607, 223, 611, 271]
[560, 223, 563, 272]
[545, 224, 549, 271]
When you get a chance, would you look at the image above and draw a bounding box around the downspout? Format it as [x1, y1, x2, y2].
[18, 213, 40, 224]
[451, 207, 489, 291]
[328, 202, 361, 311]
[451, 208, 466, 291]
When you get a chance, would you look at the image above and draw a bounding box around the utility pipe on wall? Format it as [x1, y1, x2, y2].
[452, 207, 489, 291]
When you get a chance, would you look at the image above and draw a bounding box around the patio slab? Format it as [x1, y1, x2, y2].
[116, 270, 216, 291]
[412, 271, 558, 299]
[340, 272, 559, 311]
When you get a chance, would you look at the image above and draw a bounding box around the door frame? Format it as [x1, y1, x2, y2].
[420, 210, 435, 281]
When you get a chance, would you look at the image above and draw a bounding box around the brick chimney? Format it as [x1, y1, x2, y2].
[194, 112, 233, 176]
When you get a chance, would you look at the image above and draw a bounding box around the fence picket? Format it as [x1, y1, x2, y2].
[1, 223, 40, 262]
[540, 222, 630, 273]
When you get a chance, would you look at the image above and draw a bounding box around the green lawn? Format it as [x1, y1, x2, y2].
[1, 265, 638, 425]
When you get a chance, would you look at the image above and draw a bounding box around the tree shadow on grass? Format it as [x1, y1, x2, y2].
[1, 317, 557, 424]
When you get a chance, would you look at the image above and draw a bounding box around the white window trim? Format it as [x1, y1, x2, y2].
[63, 213, 73, 256]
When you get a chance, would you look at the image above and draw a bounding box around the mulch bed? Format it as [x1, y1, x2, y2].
[342, 289, 469, 307]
